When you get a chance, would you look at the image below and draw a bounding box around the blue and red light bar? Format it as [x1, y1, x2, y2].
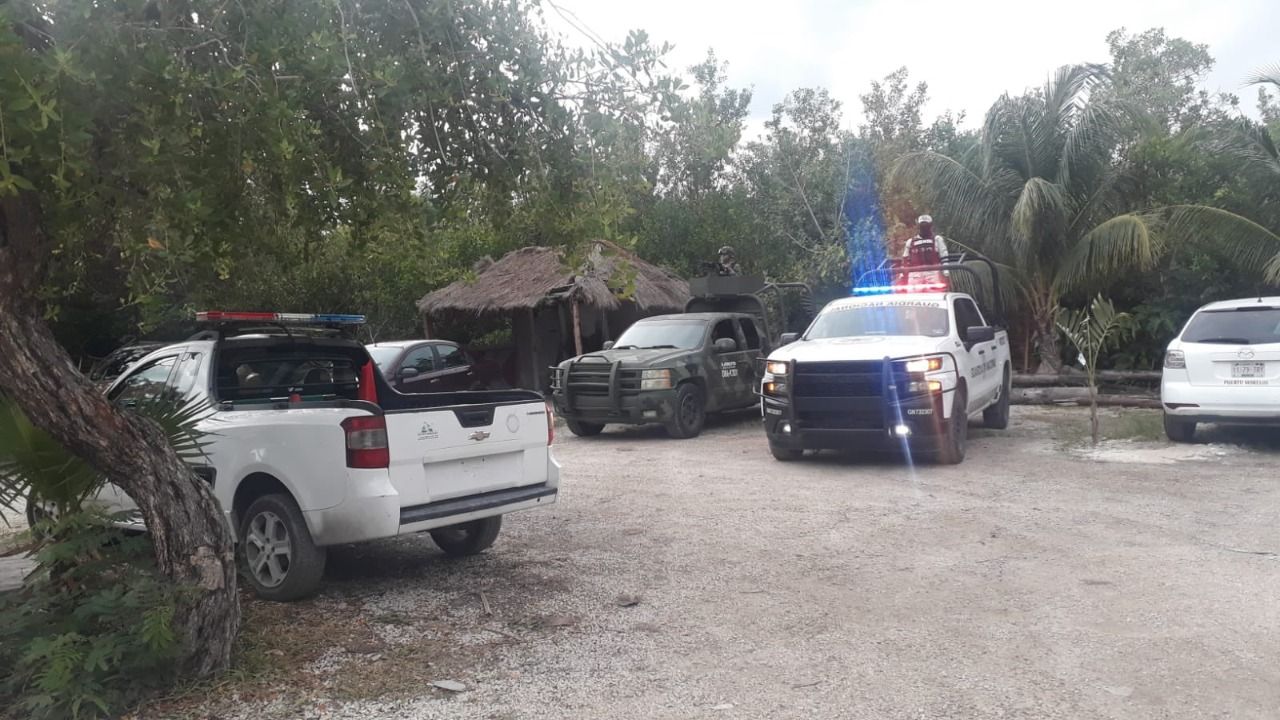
[196, 311, 366, 325]
[852, 282, 949, 295]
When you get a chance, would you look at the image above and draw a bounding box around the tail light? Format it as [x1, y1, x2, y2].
[545, 401, 555, 446]
[342, 415, 389, 468]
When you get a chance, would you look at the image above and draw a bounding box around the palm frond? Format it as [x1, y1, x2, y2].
[1210, 117, 1280, 178]
[0, 394, 215, 522]
[1246, 64, 1280, 89]
[1057, 294, 1134, 369]
[1010, 177, 1069, 262]
[1162, 205, 1280, 283]
[132, 397, 216, 464]
[889, 151, 1007, 245]
[1058, 99, 1134, 193]
[1056, 213, 1161, 292]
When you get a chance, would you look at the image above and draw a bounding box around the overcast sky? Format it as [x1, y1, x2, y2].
[541, 0, 1276, 137]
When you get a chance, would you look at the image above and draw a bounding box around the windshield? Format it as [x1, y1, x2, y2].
[613, 322, 706, 350]
[806, 304, 950, 339]
[1182, 307, 1280, 345]
[366, 345, 403, 371]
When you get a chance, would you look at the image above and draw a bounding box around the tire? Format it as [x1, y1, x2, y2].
[983, 366, 1012, 430]
[431, 515, 502, 557]
[936, 386, 969, 465]
[566, 419, 605, 437]
[239, 493, 327, 602]
[769, 444, 803, 461]
[665, 383, 707, 439]
[1164, 414, 1197, 443]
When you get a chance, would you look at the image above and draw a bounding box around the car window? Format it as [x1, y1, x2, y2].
[402, 346, 435, 373]
[214, 352, 364, 403]
[367, 345, 402, 372]
[711, 320, 738, 349]
[954, 299, 985, 338]
[169, 351, 205, 400]
[1182, 307, 1280, 345]
[739, 319, 761, 350]
[436, 344, 468, 370]
[110, 356, 177, 405]
[613, 321, 706, 350]
[806, 304, 950, 339]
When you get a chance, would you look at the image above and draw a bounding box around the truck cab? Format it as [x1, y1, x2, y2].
[550, 313, 768, 438]
[761, 257, 1011, 464]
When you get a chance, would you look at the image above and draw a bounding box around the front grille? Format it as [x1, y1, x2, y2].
[566, 361, 612, 397]
[563, 360, 639, 409]
[793, 360, 885, 398]
[792, 360, 907, 430]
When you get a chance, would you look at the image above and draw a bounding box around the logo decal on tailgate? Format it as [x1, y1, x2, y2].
[418, 423, 438, 441]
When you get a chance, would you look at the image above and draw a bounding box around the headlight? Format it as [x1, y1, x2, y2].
[764, 381, 788, 395]
[1164, 350, 1186, 369]
[907, 379, 944, 394]
[765, 361, 788, 375]
[904, 356, 945, 373]
[640, 369, 673, 390]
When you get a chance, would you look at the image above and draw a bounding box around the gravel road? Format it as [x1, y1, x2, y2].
[150, 407, 1280, 719]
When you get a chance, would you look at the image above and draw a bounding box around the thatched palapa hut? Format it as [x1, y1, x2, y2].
[418, 239, 690, 391]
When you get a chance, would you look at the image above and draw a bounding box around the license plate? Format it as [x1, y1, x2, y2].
[1231, 362, 1265, 378]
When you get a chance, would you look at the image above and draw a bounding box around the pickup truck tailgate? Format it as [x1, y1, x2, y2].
[382, 401, 550, 508]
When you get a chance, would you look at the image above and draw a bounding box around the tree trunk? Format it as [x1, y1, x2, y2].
[0, 193, 238, 678]
[1033, 316, 1063, 375]
[1087, 381, 1100, 444]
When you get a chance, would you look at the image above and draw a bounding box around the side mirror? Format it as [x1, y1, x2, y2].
[779, 332, 799, 345]
[966, 326, 996, 343]
[602, 340, 615, 350]
[713, 337, 738, 353]
[399, 366, 421, 378]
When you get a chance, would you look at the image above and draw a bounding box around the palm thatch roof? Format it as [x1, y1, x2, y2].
[418, 239, 689, 317]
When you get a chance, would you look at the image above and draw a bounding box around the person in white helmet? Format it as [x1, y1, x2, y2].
[898, 214, 949, 290]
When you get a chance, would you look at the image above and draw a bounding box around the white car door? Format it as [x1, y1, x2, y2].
[952, 297, 1000, 409]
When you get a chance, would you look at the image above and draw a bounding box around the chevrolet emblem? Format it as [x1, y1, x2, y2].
[469, 430, 491, 442]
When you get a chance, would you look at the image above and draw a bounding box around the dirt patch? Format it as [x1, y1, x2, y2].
[1079, 439, 1244, 464]
[138, 407, 1280, 719]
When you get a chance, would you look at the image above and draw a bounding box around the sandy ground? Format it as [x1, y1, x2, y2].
[122, 408, 1280, 718]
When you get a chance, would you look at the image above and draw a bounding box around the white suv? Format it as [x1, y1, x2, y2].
[1161, 296, 1280, 442]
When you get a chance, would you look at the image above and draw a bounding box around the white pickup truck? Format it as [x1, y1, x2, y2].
[82, 312, 560, 601]
[759, 288, 1011, 464]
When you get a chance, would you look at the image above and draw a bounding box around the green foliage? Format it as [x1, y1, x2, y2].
[0, 512, 182, 719]
[0, 394, 211, 523]
[1058, 295, 1135, 443]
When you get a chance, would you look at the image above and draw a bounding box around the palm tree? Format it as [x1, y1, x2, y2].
[891, 64, 1280, 372]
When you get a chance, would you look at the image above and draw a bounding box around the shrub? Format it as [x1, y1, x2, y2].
[0, 512, 182, 720]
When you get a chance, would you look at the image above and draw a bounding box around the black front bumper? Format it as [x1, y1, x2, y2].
[552, 389, 677, 425]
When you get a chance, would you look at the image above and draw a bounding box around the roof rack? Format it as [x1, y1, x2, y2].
[854, 253, 1006, 326]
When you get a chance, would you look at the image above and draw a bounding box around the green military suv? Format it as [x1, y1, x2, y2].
[550, 313, 770, 439]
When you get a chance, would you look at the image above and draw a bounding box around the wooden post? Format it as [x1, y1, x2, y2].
[422, 313, 432, 340]
[601, 310, 610, 342]
[527, 308, 541, 391]
[571, 300, 584, 356]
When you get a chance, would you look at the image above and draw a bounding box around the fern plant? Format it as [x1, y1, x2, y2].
[0, 511, 183, 720]
[1057, 295, 1135, 444]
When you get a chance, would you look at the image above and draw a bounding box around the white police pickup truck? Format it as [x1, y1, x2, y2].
[759, 262, 1011, 464]
[85, 312, 560, 600]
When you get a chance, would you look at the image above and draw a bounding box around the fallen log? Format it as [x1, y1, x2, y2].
[1014, 370, 1162, 387]
[1011, 387, 1161, 409]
